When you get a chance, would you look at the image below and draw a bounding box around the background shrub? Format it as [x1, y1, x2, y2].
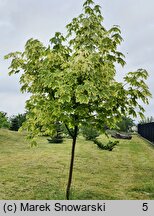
[93, 139, 119, 151]
[82, 125, 100, 140]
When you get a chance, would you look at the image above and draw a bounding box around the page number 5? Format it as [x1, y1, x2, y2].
[142, 203, 148, 211]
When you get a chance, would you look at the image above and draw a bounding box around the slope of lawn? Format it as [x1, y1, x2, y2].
[0, 128, 154, 200]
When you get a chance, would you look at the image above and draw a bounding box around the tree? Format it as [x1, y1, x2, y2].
[5, 0, 151, 199]
[139, 116, 154, 124]
[115, 116, 135, 132]
[9, 117, 19, 131]
[0, 111, 10, 129]
[9, 113, 26, 131]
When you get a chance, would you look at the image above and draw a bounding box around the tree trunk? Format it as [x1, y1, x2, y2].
[66, 125, 78, 200]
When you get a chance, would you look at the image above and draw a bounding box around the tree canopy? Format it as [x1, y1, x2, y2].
[5, 0, 151, 199]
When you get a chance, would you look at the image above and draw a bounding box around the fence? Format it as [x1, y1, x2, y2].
[138, 122, 154, 143]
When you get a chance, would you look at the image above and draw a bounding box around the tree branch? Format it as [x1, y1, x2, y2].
[65, 124, 74, 138]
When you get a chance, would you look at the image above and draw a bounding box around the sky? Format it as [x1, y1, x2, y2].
[0, 0, 154, 122]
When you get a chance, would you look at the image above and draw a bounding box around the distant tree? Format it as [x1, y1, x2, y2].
[5, 0, 151, 199]
[9, 113, 26, 131]
[116, 116, 135, 132]
[139, 116, 154, 124]
[0, 111, 10, 128]
[82, 124, 100, 140]
[9, 117, 19, 131]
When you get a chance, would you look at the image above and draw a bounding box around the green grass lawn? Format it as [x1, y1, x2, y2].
[0, 129, 154, 200]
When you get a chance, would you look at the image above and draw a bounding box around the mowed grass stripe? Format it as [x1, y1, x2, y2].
[0, 129, 153, 199]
